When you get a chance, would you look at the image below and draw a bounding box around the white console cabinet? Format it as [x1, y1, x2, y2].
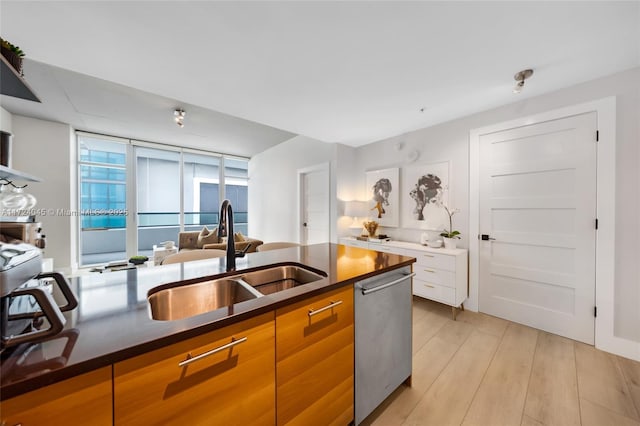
[339, 237, 468, 319]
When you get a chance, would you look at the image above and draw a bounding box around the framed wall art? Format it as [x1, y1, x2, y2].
[402, 161, 450, 230]
[365, 167, 399, 227]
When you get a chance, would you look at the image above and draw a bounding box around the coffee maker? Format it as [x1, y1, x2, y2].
[0, 242, 77, 350]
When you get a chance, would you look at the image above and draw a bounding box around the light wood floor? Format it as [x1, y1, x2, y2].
[361, 297, 640, 426]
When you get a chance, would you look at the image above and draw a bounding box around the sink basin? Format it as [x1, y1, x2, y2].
[147, 263, 327, 320]
[238, 264, 326, 295]
[148, 279, 263, 321]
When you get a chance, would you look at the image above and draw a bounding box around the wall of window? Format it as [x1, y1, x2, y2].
[78, 133, 250, 266]
[224, 157, 249, 235]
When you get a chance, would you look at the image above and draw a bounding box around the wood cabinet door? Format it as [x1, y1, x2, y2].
[276, 285, 354, 426]
[114, 312, 275, 426]
[1, 367, 112, 426]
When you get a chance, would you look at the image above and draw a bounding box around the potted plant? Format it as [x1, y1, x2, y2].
[129, 255, 149, 266]
[440, 205, 461, 249]
[1, 37, 25, 76]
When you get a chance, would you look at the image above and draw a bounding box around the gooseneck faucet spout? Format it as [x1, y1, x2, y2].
[217, 199, 236, 271]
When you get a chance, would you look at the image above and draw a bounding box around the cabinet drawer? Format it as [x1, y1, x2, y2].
[1, 367, 112, 426]
[341, 238, 369, 249]
[276, 285, 354, 426]
[414, 267, 455, 288]
[413, 279, 456, 305]
[368, 243, 399, 254]
[114, 312, 275, 425]
[408, 250, 456, 271]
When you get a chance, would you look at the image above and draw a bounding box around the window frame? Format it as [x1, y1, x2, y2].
[76, 132, 249, 267]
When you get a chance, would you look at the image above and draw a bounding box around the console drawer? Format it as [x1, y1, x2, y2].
[414, 267, 455, 288]
[407, 250, 456, 271]
[413, 280, 456, 305]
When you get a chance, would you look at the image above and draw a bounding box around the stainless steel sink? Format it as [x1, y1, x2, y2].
[238, 264, 326, 295]
[148, 279, 263, 321]
[147, 263, 326, 320]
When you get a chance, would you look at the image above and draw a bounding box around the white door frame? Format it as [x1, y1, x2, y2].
[297, 162, 331, 245]
[470, 97, 636, 360]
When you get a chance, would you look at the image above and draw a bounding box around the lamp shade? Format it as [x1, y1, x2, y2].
[345, 200, 368, 218]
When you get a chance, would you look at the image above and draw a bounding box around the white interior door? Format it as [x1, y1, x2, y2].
[479, 112, 597, 344]
[300, 166, 330, 245]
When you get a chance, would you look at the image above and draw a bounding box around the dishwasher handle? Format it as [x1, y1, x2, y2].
[361, 272, 416, 295]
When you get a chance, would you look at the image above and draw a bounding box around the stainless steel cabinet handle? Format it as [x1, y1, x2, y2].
[423, 254, 435, 258]
[308, 300, 343, 317]
[424, 269, 435, 273]
[178, 337, 247, 367]
[424, 284, 435, 288]
[362, 272, 417, 295]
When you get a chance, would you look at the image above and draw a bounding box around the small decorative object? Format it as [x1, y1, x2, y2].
[440, 205, 461, 249]
[363, 220, 379, 238]
[427, 239, 443, 248]
[129, 255, 149, 265]
[1, 37, 26, 75]
[420, 232, 429, 245]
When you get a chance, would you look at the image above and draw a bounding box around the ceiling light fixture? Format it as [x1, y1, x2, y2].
[513, 69, 534, 94]
[174, 108, 186, 127]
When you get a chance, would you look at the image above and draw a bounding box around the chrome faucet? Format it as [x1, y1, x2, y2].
[217, 199, 236, 271]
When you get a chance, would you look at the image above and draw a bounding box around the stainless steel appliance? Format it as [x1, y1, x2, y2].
[0, 219, 45, 247]
[0, 243, 77, 350]
[354, 266, 415, 425]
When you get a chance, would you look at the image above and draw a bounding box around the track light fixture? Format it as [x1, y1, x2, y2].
[174, 108, 186, 127]
[513, 69, 534, 94]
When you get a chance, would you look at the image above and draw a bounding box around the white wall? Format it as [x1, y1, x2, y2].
[11, 115, 75, 272]
[0, 106, 12, 133]
[248, 135, 337, 244]
[352, 67, 639, 343]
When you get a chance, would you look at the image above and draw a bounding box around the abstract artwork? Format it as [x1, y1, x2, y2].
[402, 161, 449, 230]
[365, 168, 399, 227]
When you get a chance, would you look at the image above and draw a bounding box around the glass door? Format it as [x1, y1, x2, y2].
[224, 157, 249, 235]
[183, 152, 221, 233]
[135, 146, 180, 257]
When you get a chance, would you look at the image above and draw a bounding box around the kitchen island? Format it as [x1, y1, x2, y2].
[1, 243, 415, 425]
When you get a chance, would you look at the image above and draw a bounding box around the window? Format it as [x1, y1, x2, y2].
[78, 135, 127, 265]
[184, 152, 220, 231]
[77, 133, 249, 266]
[224, 157, 249, 235]
[135, 146, 181, 255]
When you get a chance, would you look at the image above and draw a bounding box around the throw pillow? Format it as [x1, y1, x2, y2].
[197, 226, 218, 248]
[234, 232, 246, 242]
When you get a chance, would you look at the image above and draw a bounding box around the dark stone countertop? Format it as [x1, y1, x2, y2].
[0, 243, 415, 400]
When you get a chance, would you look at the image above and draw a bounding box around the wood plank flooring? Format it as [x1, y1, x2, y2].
[361, 297, 640, 426]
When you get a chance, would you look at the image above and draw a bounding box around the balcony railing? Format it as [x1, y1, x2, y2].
[80, 211, 249, 265]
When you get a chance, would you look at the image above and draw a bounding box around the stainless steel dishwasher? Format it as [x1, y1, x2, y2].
[354, 266, 415, 425]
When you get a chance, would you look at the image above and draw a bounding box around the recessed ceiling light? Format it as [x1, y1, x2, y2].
[513, 69, 534, 94]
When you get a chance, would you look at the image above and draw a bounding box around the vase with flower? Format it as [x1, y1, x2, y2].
[440, 205, 460, 249]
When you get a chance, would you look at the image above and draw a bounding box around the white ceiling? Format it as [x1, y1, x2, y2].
[0, 60, 295, 158]
[1, 1, 639, 149]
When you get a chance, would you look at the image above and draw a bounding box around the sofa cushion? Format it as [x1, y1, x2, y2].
[197, 226, 219, 248]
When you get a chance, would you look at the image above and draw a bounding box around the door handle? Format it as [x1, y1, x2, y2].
[308, 300, 342, 316]
[361, 273, 416, 295]
[178, 337, 247, 367]
[480, 234, 496, 241]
